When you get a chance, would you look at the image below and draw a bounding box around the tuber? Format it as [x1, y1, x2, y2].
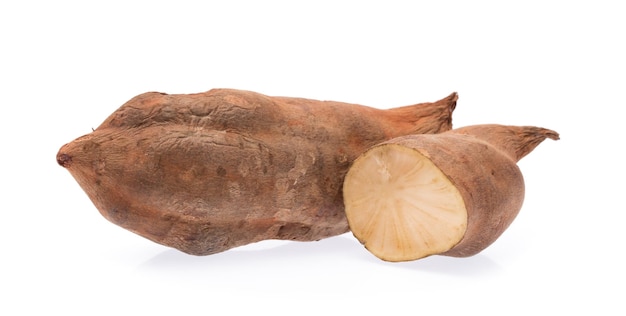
[57, 88, 458, 255]
[342, 124, 559, 262]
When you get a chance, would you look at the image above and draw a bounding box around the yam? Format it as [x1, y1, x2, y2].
[342, 124, 559, 262]
[57, 88, 458, 255]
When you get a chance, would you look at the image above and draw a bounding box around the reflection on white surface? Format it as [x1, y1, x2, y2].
[138, 234, 502, 277]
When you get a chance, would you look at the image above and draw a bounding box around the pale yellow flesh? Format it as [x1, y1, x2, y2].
[343, 144, 467, 262]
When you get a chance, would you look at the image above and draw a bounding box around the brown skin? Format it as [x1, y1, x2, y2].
[57, 88, 457, 255]
[376, 125, 559, 257]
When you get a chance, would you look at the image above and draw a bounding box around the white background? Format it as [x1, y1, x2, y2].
[2, 1, 624, 314]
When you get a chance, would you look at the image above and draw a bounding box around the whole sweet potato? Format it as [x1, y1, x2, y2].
[57, 88, 457, 255]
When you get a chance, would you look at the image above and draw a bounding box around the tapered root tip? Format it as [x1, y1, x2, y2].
[445, 92, 458, 112]
[537, 127, 560, 141]
[514, 126, 559, 161]
[452, 124, 560, 162]
[523, 126, 560, 143]
[438, 92, 458, 131]
[57, 153, 72, 168]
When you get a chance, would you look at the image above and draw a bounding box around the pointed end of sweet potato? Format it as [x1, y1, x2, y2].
[391, 92, 459, 134]
[512, 126, 559, 161]
[452, 124, 559, 162]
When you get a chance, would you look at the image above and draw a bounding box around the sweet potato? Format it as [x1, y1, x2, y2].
[57, 88, 458, 255]
[342, 124, 559, 262]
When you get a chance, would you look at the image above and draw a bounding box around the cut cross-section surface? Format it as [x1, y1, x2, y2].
[343, 144, 467, 262]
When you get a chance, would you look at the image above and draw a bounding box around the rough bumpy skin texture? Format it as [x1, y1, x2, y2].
[57, 88, 457, 255]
